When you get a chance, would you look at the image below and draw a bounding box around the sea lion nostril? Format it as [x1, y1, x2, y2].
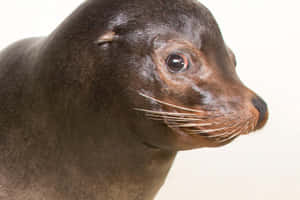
[251, 96, 268, 128]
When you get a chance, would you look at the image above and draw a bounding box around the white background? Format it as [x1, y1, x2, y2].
[0, 0, 299, 200]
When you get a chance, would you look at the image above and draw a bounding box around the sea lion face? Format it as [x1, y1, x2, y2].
[132, 37, 268, 150]
[94, 0, 268, 150]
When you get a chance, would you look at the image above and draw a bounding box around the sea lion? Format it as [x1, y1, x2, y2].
[0, 0, 268, 199]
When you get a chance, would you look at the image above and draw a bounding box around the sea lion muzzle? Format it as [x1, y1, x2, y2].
[251, 95, 269, 129]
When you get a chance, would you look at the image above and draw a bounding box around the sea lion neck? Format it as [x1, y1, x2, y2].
[1, 100, 177, 199]
[55, 116, 177, 200]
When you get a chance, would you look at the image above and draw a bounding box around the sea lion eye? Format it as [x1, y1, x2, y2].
[166, 54, 189, 73]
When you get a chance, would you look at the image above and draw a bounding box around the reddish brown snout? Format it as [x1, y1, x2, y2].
[251, 95, 268, 130]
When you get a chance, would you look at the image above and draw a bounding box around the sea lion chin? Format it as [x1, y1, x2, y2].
[0, 0, 268, 199]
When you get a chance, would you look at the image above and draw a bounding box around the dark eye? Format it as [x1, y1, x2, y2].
[166, 53, 189, 73]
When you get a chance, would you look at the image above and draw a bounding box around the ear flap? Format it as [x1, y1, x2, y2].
[95, 31, 117, 45]
[226, 46, 237, 67]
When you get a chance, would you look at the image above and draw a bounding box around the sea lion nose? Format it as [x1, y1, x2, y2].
[251, 95, 268, 129]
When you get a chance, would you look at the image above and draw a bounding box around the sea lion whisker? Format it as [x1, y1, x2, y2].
[189, 127, 227, 134]
[244, 121, 250, 132]
[187, 115, 246, 130]
[147, 118, 193, 124]
[216, 132, 240, 144]
[153, 117, 203, 122]
[148, 117, 166, 121]
[230, 119, 250, 136]
[134, 108, 198, 117]
[147, 116, 199, 123]
[240, 119, 252, 133]
[138, 93, 205, 113]
[206, 129, 238, 138]
[213, 126, 244, 143]
[251, 121, 255, 131]
[144, 113, 205, 121]
[186, 119, 244, 137]
[186, 125, 240, 138]
[242, 120, 252, 134]
[216, 120, 250, 143]
[168, 122, 215, 128]
[143, 111, 230, 123]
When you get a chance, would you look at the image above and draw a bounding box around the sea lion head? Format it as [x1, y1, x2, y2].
[82, 0, 268, 150]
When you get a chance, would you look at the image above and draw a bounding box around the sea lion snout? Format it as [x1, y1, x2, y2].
[251, 95, 269, 130]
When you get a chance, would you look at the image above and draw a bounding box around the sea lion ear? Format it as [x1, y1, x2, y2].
[95, 31, 117, 45]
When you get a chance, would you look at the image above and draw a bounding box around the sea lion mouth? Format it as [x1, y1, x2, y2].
[135, 92, 257, 145]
